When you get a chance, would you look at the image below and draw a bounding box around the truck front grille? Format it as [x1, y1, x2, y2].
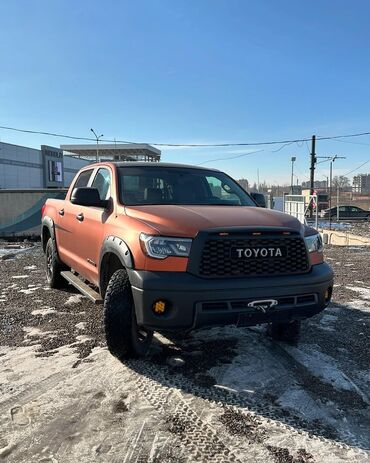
[198, 235, 309, 278]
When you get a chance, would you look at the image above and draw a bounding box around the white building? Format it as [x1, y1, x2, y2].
[353, 173, 370, 194]
[0, 141, 89, 189]
[0, 141, 161, 189]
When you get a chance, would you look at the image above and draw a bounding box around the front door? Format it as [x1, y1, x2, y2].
[69, 167, 113, 286]
[55, 168, 95, 267]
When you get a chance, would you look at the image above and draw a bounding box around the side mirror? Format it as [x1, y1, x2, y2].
[250, 192, 267, 208]
[71, 187, 109, 208]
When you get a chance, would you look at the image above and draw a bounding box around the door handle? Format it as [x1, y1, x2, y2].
[59, 209, 64, 216]
[76, 213, 84, 222]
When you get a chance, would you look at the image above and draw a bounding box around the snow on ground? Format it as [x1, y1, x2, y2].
[0, 244, 369, 462]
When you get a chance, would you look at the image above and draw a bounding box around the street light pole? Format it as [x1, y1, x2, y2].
[329, 158, 334, 231]
[290, 156, 296, 193]
[328, 155, 346, 229]
[90, 128, 104, 163]
[322, 175, 329, 192]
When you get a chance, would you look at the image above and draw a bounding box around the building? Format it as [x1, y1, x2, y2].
[353, 173, 370, 194]
[60, 143, 161, 163]
[0, 141, 89, 189]
[0, 141, 161, 189]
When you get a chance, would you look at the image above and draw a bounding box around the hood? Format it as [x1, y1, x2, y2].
[125, 205, 303, 237]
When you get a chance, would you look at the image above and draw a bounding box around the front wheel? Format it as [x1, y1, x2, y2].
[267, 320, 301, 343]
[104, 269, 153, 359]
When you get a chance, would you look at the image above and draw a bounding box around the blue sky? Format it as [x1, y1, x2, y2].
[1, 0, 370, 185]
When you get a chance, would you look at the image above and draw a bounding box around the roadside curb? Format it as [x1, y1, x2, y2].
[320, 229, 370, 246]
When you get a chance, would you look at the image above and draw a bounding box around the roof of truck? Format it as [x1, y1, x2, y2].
[110, 161, 220, 171]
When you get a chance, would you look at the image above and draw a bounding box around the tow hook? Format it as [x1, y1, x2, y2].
[247, 299, 278, 313]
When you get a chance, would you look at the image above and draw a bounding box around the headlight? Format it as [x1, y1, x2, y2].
[140, 234, 192, 259]
[304, 233, 323, 253]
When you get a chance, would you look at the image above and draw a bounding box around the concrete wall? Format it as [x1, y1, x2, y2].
[0, 189, 67, 237]
[320, 228, 370, 246]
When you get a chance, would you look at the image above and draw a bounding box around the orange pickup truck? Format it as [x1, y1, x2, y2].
[41, 162, 333, 358]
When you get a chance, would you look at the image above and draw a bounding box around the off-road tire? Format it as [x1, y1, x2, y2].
[268, 320, 301, 343]
[45, 238, 67, 289]
[104, 269, 153, 359]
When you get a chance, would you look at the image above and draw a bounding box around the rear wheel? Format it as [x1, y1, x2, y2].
[45, 238, 67, 288]
[268, 320, 301, 343]
[104, 269, 153, 359]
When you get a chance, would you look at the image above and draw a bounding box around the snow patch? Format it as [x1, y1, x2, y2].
[75, 322, 86, 331]
[284, 344, 366, 396]
[320, 314, 338, 325]
[65, 294, 85, 305]
[76, 335, 93, 342]
[346, 286, 370, 300]
[19, 288, 40, 295]
[345, 299, 370, 313]
[31, 308, 57, 316]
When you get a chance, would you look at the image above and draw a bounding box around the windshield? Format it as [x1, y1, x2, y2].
[118, 166, 255, 206]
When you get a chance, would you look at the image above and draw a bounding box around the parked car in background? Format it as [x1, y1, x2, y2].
[320, 205, 370, 220]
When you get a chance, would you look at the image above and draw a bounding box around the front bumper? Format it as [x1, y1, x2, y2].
[128, 263, 334, 331]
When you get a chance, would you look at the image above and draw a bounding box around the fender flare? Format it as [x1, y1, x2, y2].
[41, 216, 56, 251]
[99, 236, 134, 294]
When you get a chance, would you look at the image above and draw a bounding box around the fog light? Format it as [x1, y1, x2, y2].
[153, 300, 167, 314]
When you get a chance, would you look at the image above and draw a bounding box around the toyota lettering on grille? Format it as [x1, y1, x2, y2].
[230, 246, 287, 259]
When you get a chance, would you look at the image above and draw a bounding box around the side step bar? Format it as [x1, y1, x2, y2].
[61, 271, 103, 304]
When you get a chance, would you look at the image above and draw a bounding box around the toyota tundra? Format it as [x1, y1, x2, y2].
[41, 162, 333, 358]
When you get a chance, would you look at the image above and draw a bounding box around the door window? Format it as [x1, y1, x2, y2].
[73, 169, 94, 189]
[91, 168, 111, 200]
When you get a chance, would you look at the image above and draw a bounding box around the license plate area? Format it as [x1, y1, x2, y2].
[237, 312, 271, 327]
[230, 246, 288, 259]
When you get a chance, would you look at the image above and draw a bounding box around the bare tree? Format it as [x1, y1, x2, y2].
[332, 175, 350, 189]
[238, 178, 249, 191]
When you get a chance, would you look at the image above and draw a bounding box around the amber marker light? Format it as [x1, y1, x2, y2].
[153, 300, 166, 314]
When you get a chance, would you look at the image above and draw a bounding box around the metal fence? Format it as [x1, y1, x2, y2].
[283, 194, 318, 229]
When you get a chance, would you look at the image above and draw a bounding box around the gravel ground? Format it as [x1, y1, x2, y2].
[0, 243, 369, 462]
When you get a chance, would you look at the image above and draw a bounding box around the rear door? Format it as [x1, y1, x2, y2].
[56, 168, 94, 266]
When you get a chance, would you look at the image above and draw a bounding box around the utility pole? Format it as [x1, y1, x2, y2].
[309, 135, 316, 217]
[330, 155, 346, 225]
[318, 155, 345, 229]
[90, 128, 104, 163]
[290, 156, 296, 193]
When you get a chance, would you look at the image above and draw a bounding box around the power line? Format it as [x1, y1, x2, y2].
[1, 124, 370, 148]
[197, 149, 264, 165]
[0, 125, 132, 144]
[331, 138, 370, 147]
[342, 159, 370, 176]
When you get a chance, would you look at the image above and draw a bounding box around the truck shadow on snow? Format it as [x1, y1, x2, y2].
[122, 303, 370, 452]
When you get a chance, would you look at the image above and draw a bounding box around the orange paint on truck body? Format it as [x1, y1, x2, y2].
[43, 162, 327, 289]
